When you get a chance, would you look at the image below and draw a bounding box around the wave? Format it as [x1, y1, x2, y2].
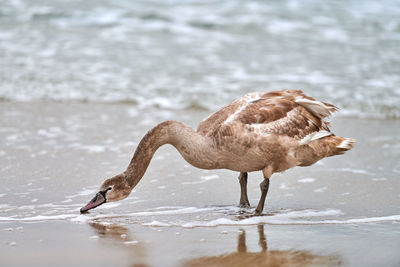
[1, 206, 399, 228]
[172, 214, 400, 228]
[1, 92, 399, 120]
[1, 0, 400, 119]
[144, 214, 400, 228]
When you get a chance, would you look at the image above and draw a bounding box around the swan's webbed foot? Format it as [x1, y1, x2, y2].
[239, 201, 251, 208]
[254, 209, 263, 216]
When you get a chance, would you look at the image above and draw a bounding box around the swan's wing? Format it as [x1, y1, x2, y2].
[197, 92, 264, 136]
[198, 90, 338, 144]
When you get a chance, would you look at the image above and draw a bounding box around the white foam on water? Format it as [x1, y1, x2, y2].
[151, 206, 187, 210]
[200, 174, 220, 181]
[336, 168, 370, 175]
[320, 28, 349, 42]
[143, 221, 171, 227]
[68, 143, 107, 154]
[372, 178, 388, 182]
[1, 205, 399, 228]
[267, 19, 310, 34]
[17, 205, 35, 210]
[70, 215, 91, 223]
[0, 204, 12, 209]
[0, 206, 218, 223]
[314, 187, 328, 193]
[84, 145, 107, 153]
[0, 214, 77, 222]
[279, 183, 294, 190]
[139, 209, 400, 228]
[298, 178, 316, 183]
[124, 240, 139, 245]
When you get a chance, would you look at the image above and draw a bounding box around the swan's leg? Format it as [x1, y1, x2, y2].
[238, 172, 250, 207]
[255, 167, 272, 215]
[255, 178, 270, 215]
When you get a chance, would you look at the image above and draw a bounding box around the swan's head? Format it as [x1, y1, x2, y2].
[80, 173, 131, 213]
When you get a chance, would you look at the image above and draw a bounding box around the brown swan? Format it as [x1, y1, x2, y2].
[80, 90, 355, 215]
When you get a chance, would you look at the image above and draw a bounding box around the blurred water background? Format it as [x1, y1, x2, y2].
[1, 0, 400, 118]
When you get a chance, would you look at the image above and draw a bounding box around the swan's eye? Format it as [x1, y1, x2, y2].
[99, 187, 113, 198]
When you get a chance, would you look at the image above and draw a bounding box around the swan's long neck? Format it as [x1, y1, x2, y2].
[124, 120, 216, 189]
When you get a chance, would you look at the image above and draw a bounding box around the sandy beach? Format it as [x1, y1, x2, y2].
[1, 102, 399, 266]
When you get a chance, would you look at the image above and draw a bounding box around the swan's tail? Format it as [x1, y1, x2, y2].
[309, 135, 356, 158]
[297, 136, 355, 166]
[335, 137, 356, 155]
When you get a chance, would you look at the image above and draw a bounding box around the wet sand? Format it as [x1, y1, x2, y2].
[1, 102, 400, 266]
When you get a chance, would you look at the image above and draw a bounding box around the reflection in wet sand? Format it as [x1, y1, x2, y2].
[184, 224, 341, 267]
[88, 222, 148, 267]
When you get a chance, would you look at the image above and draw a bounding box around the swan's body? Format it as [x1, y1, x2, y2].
[81, 90, 355, 214]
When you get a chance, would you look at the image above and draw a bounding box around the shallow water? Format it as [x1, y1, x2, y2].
[1, 102, 400, 266]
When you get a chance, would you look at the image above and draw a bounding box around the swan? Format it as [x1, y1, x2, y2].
[80, 90, 355, 214]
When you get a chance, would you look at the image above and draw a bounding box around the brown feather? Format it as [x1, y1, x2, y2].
[198, 90, 329, 142]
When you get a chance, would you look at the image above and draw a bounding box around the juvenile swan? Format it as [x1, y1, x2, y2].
[80, 90, 355, 214]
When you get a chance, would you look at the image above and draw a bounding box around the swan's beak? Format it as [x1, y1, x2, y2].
[80, 192, 106, 213]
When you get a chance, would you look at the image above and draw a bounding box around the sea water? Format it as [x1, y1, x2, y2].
[1, 0, 400, 118]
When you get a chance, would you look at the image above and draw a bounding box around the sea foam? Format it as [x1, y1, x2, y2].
[1, 205, 399, 228]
